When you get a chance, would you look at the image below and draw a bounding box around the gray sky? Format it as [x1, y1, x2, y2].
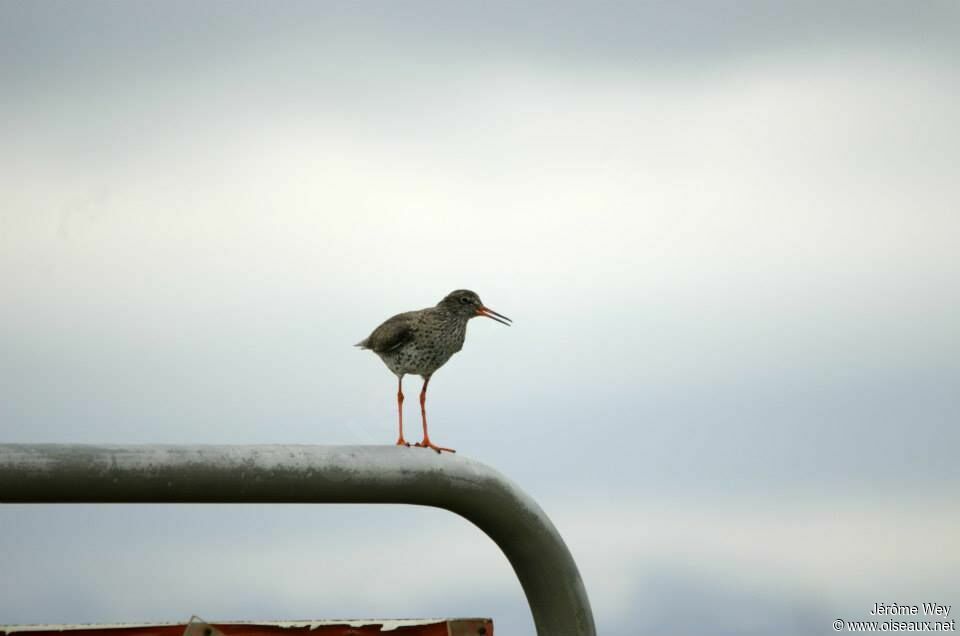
[1, 2, 958, 635]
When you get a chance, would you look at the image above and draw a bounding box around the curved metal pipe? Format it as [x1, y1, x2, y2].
[0, 444, 596, 636]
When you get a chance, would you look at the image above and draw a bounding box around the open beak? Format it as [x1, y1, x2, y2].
[477, 306, 512, 326]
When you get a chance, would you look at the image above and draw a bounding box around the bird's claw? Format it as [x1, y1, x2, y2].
[395, 439, 411, 447]
[415, 441, 456, 454]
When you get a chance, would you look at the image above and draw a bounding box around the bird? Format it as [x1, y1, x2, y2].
[356, 289, 512, 453]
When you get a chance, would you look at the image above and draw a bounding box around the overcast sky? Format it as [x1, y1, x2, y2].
[1, 2, 958, 635]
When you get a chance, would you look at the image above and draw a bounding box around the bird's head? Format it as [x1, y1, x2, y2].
[439, 289, 512, 325]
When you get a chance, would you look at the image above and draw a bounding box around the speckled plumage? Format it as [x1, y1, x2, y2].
[356, 289, 511, 453]
[358, 306, 468, 378]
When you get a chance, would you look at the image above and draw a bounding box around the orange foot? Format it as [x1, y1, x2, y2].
[396, 438, 411, 447]
[415, 440, 456, 454]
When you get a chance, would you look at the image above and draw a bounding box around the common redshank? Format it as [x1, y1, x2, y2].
[356, 289, 511, 453]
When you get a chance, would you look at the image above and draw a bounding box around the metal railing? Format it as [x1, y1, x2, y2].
[0, 444, 596, 636]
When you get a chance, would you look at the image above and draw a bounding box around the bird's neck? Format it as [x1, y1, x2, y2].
[434, 306, 471, 326]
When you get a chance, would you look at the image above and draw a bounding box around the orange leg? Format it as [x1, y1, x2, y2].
[395, 377, 409, 447]
[414, 376, 455, 454]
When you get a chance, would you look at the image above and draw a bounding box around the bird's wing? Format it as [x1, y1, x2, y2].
[359, 311, 417, 354]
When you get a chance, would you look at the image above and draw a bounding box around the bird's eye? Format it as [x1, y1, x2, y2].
[460, 297, 472, 304]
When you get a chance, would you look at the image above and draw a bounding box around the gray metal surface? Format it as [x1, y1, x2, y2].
[0, 444, 595, 636]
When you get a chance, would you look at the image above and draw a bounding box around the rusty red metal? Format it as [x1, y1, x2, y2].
[1, 620, 492, 636]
